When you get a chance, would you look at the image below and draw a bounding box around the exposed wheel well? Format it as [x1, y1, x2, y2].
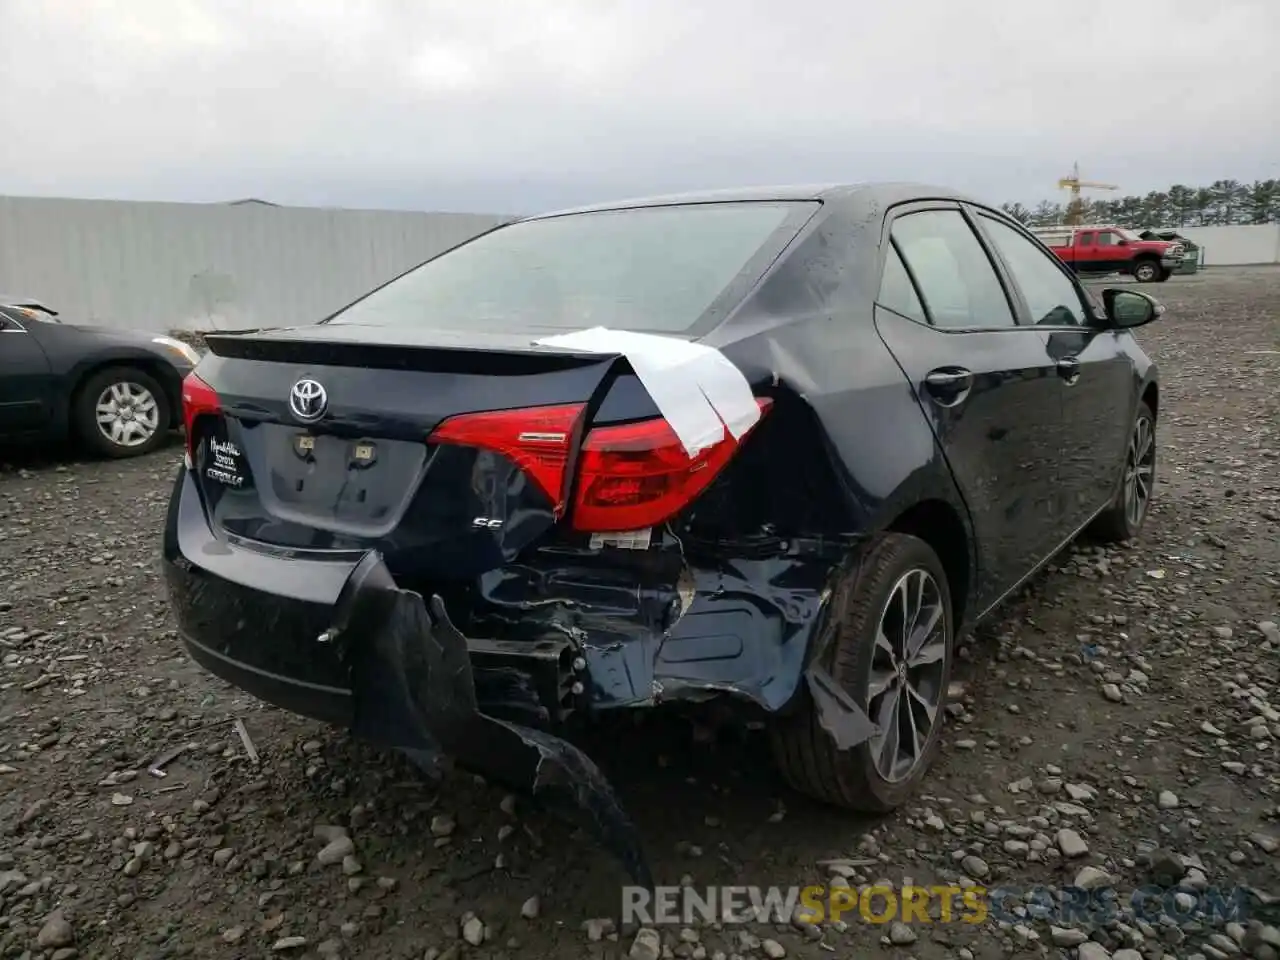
[69, 360, 182, 432]
[887, 499, 971, 629]
[1142, 382, 1158, 420]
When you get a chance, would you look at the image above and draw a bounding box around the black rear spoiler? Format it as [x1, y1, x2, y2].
[203, 331, 619, 377]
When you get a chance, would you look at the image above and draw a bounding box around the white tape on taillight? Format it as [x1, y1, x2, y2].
[533, 327, 760, 457]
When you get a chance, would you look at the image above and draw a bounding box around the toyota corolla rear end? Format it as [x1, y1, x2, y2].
[160, 198, 825, 882]
[166, 331, 770, 711]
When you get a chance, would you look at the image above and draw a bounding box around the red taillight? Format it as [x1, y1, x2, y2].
[428, 398, 771, 530]
[571, 397, 772, 533]
[181, 371, 221, 459]
[429, 404, 586, 514]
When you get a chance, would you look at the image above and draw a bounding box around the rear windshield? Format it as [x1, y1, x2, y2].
[326, 201, 818, 334]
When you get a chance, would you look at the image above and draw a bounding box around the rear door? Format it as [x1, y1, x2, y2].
[970, 210, 1134, 528]
[873, 204, 1066, 605]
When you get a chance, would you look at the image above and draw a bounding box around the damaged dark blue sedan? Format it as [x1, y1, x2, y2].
[163, 183, 1162, 883]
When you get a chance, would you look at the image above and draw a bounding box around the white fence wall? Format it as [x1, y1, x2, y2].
[1163, 224, 1280, 266]
[0, 196, 507, 333]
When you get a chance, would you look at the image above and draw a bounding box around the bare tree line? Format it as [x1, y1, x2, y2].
[1001, 179, 1279, 229]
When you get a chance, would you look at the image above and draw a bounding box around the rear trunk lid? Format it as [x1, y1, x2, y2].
[185, 324, 767, 584]
[188, 325, 625, 580]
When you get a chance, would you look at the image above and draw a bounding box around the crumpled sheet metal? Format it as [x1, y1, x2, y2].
[472, 548, 879, 752]
[517, 327, 886, 754]
[334, 552, 653, 886]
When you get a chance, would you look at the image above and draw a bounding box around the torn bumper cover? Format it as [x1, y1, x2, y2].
[165, 548, 650, 885]
[163, 472, 876, 885]
[334, 551, 654, 886]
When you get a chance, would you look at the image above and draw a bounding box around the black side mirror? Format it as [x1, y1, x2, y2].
[1102, 288, 1164, 328]
[1116, 239, 1129, 246]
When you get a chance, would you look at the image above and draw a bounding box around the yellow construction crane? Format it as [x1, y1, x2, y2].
[1058, 162, 1118, 225]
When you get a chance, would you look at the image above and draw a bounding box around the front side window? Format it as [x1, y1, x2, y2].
[891, 210, 1015, 329]
[326, 201, 818, 335]
[978, 215, 1088, 327]
[1096, 231, 1118, 246]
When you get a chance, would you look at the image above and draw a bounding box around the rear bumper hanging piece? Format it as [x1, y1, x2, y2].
[333, 551, 653, 887]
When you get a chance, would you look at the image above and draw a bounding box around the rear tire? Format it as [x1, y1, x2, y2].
[74, 366, 170, 458]
[1090, 401, 1156, 543]
[769, 533, 954, 812]
[1132, 259, 1160, 283]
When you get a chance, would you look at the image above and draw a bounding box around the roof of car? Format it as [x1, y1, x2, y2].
[527, 182, 982, 219]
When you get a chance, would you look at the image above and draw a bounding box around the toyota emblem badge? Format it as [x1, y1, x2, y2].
[289, 378, 328, 422]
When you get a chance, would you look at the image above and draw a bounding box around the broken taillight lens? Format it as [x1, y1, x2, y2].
[429, 404, 586, 514]
[570, 398, 772, 533]
[181, 371, 221, 462]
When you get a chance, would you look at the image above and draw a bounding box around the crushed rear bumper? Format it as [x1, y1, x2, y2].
[163, 467, 879, 884]
[162, 469, 650, 883]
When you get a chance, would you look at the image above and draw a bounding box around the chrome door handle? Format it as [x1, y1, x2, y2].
[924, 367, 974, 406]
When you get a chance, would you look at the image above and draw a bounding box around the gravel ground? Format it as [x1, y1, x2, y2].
[2, 266, 1278, 960]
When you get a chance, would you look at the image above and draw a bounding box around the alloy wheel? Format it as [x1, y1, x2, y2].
[95, 381, 160, 449]
[867, 568, 949, 783]
[1123, 415, 1155, 528]
[1134, 262, 1157, 282]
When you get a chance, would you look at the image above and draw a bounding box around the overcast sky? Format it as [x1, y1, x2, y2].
[1, 0, 1277, 215]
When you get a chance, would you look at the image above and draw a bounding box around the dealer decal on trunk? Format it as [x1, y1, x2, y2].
[205, 437, 248, 488]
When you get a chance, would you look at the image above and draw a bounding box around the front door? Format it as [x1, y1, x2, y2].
[873, 205, 1067, 607]
[0, 311, 54, 434]
[969, 211, 1134, 533]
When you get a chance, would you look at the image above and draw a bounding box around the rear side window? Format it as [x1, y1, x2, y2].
[891, 210, 1015, 329]
[327, 201, 818, 335]
[1078, 231, 1095, 245]
[877, 245, 927, 323]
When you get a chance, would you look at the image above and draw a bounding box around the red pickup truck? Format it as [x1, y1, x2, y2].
[1031, 225, 1184, 283]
